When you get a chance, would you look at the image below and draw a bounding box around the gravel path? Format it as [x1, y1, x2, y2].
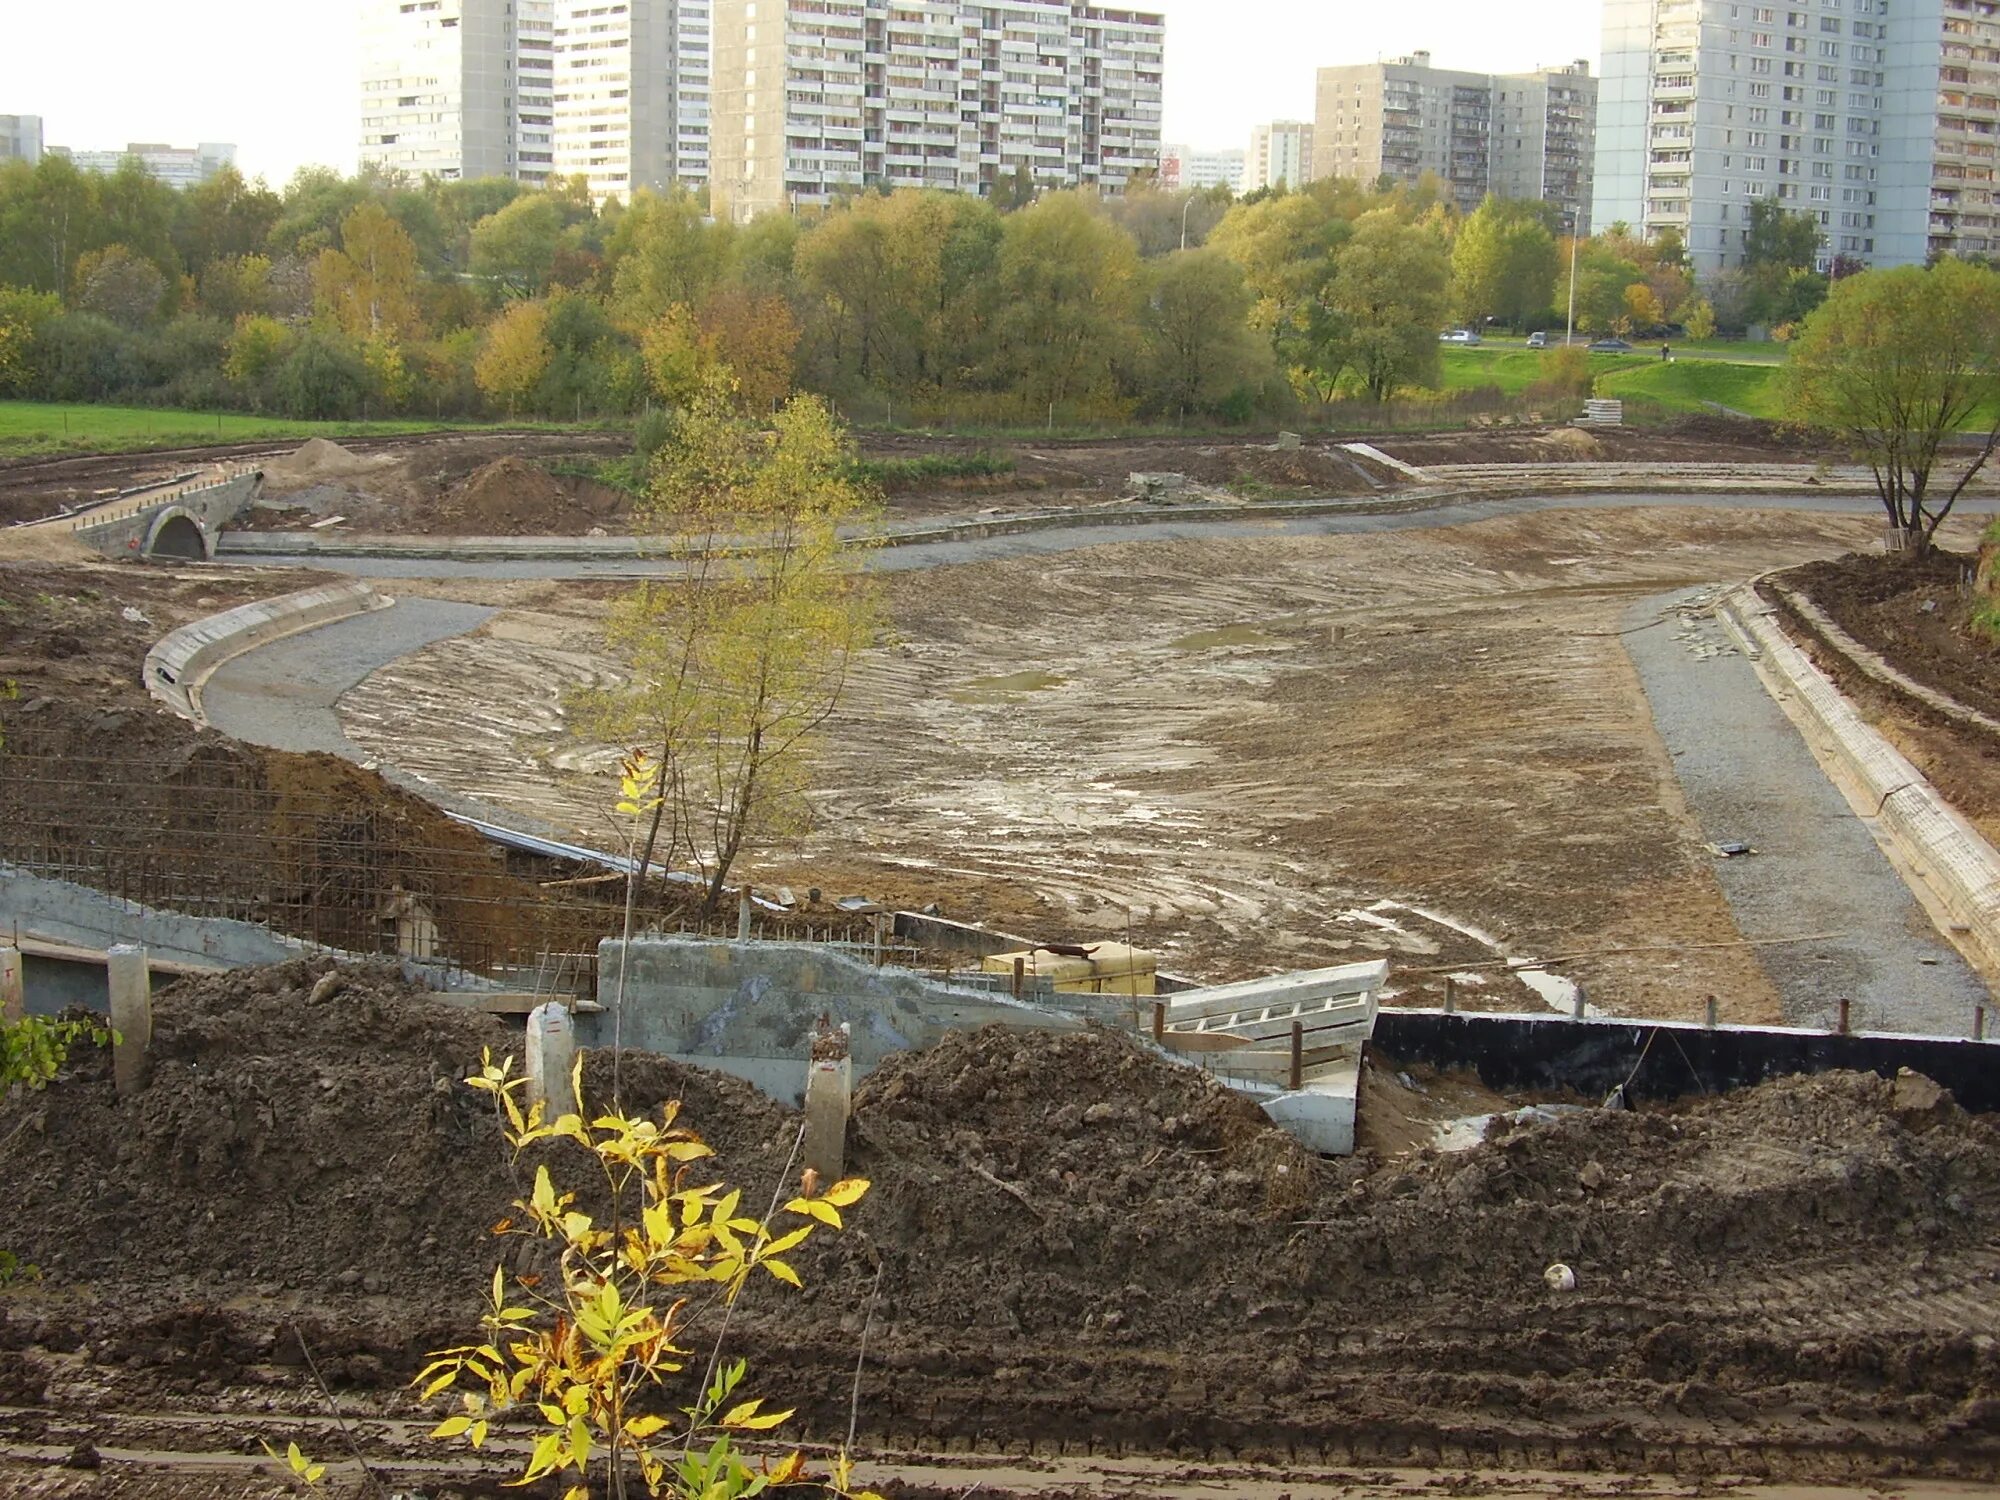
[1624, 586, 1986, 1037]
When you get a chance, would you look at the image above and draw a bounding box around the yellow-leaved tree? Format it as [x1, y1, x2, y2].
[415, 1052, 873, 1500]
[572, 372, 880, 909]
[475, 299, 554, 418]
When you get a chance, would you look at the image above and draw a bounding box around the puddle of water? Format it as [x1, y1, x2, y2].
[1170, 625, 1280, 652]
[946, 670, 1067, 704]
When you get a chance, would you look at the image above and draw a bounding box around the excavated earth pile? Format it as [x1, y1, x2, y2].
[0, 962, 1998, 1488]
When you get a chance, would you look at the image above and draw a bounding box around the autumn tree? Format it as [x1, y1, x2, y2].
[991, 192, 1139, 414]
[608, 189, 730, 326]
[1329, 209, 1449, 401]
[474, 298, 553, 416]
[572, 375, 880, 907]
[469, 193, 565, 299]
[1138, 248, 1269, 417]
[1450, 197, 1559, 329]
[1784, 259, 2000, 554]
[72, 245, 168, 329]
[794, 189, 1000, 396]
[1208, 191, 1350, 401]
[699, 287, 800, 412]
[313, 200, 422, 340]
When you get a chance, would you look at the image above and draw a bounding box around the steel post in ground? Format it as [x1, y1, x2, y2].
[1706, 996, 1718, 1029]
[737, 888, 752, 942]
[1152, 1000, 1165, 1041]
[1011, 957, 1024, 999]
[1288, 1021, 1304, 1092]
[107, 944, 151, 1097]
[1977, 1004, 1987, 1042]
[1443, 976, 1456, 1014]
[1837, 997, 1851, 1034]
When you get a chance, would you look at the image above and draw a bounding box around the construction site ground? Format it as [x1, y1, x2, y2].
[0, 419, 1848, 538]
[0, 962, 1997, 1498]
[262, 503, 2000, 1026]
[5, 428, 2000, 1495]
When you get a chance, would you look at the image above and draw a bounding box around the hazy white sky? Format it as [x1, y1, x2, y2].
[1, 0, 1603, 185]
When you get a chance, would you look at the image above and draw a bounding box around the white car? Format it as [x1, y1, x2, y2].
[1438, 329, 1482, 346]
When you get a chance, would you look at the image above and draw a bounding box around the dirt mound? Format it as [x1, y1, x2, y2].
[5, 993, 2000, 1473]
[0, 962, 809, 1309]
[1776, 548, 2000, 722]
[1534, 426, 1604, 459]
[0, 960, 512, 1301]
[432, 457, 626, 536]
[258, 438, 392, 496]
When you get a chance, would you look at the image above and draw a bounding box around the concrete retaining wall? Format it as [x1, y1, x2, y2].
[74, 470, 260, 561]
[1375, 1007, 2000, 1113]
[590, 935, 1132, 1104]
[143, 580, 392, 722]
[1724, 589, 2000, 975]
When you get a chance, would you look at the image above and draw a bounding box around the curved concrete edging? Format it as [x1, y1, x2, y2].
[1722, 587, 2000, 980]
[143, 581, 395, 724]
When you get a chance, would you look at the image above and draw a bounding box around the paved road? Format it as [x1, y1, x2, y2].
[219, 489, 2000, 582]
[1624, 587, 1986, 1036]
[203, 596, 497, 805]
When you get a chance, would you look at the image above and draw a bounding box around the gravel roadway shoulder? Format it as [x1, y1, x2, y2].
[1624, 586, 1986, 1035]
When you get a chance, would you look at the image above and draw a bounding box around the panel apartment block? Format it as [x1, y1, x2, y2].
[1597, 0, 2000, 274]
[1314, 51, 1597, 226]
[552, 0, 677, 198]
[709, 0, 1164, 224]
[59, 142, 238, 189]
[1247, 119, 1313, 191]
[360, 0, 519, 180]
[1492, 62, 1597, 232]
[0, 115, 43, 165]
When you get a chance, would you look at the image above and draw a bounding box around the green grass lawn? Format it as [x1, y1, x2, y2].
[1594, 359, 1788, 420]
[0, 402, 574, 459]
[1438, 344, 1787, 418]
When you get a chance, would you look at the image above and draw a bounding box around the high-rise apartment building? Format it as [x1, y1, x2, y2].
[708, 0, 1165, 225]
[1314, 53, 1499, 214]
[361, 0, 517, 180]
[1492, 62, 1597, 230]
[675, 0, 712, 186]
[1162, 144, 1246, 190]
[361, 0, 705, 194]
[1313, 51, 1598, 227]
[1247, 119, 1313, 191]
[550, 0, 676, 198]
[57, 142, 237, 188]
[517, 0, 556, 184]
[1596, 0, 2000, 273]
[0, 115, 43, 165]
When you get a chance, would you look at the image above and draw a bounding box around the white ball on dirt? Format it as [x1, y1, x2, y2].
[1544, 1262, 1577, 1292]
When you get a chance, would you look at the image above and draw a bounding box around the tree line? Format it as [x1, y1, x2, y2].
[0, 151, 1841, 427]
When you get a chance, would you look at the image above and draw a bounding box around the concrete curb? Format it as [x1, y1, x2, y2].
[1722, 587, 2000, 978]
[143, 580, 394, 724]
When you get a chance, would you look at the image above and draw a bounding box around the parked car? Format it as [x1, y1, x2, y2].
[1438, 329, 1482, 345]
[1526, 331, 1547, 349]
[1588, 337, 1634, 353]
